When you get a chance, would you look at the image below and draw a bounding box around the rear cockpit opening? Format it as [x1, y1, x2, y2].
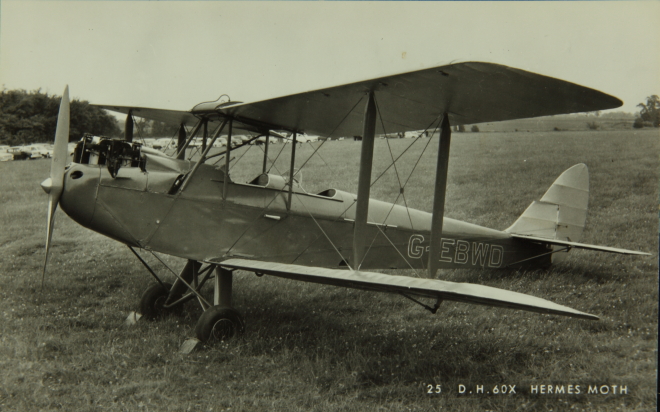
[316, 189, 337, 198]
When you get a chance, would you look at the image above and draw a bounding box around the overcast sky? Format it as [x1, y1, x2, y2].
[1, 1, 658, 114]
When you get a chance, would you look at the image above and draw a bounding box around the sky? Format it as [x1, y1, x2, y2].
[1, 1, 659, 115]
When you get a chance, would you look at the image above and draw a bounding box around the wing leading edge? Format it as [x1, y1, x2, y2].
[198, 61, 622, 137]
[95, 62, 622, 137]
[218, 258, 598, 320]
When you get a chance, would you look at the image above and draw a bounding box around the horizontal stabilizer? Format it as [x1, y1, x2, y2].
[510, 234, 652, 256]
[219, 258, 598, 320]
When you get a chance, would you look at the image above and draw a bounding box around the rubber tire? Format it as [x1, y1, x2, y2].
[139, 282, 173, 320]
[195, 306, 245, 343]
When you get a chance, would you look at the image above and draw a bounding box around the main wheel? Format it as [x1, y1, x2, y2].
[139, 282, 173, 320]
[195, 306, 245, 343]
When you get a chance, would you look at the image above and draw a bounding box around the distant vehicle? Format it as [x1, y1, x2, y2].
[8, 147, 31, 160]
[253, 136, 278, 145]
[33, 144, 54, 158]
[20, 145, 50, 159]
[152, 138, 176, 150]
[295, 134, 319, 143]
[0, 146, 12, 162]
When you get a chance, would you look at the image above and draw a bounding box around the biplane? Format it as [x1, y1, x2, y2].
[41, 62, 650, 343]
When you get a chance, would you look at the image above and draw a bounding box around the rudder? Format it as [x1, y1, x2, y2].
[505, 164, 589, 247]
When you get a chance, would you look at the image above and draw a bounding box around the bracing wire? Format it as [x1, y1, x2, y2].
[225, 97, 366, 260]
[293, 192, 354, 271]
[131, 114, 147, 146]
[256, 143, 283, 175]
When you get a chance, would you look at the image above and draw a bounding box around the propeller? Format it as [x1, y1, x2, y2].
[40, 86, 70, 286]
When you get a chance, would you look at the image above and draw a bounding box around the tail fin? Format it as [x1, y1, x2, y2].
[506, 164, 589, 249]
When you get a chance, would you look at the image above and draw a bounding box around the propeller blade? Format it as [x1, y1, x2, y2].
[42, 195, 58, 286]
[50, 86, 70, 194]
[42, 86, 70, 286]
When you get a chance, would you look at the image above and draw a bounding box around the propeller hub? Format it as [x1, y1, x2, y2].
[40, 178, 53, 194]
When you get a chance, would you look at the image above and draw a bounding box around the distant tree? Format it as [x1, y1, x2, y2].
[470, 125, 479, 132]
[635, 95, 659, 127]
[586, 121, 599, 130]
[455, 125, 465, 132]
[0, 88, 120, 145]
[633, 118, 644, 129]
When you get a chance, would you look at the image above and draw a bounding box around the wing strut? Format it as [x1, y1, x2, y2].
[202, 119, 209, 152]
[175, 119, 203, 159]
[223, 119, 233, 200]
[427, 113, 451, 278]
[262, 132, 270, 174]
[125, 110, 134, 143]
[176, 124, 187, 160]
[353, 91, 376, 269]
[287, 132, 297, 210]
[180, 118, 228, 192]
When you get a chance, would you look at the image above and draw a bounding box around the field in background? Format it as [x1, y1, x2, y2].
[0, 129, 657, 411]
[466, 113, 635, 133]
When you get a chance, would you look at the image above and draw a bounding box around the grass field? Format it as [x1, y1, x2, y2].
[0, 129, 657, 411]
[469, 114, 634, 133]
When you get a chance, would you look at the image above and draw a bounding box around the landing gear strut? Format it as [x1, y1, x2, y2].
[194, 267, 245, 343]
[132, 248, 244, 344]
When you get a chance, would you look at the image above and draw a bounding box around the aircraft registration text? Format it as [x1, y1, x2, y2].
[407, 234, 504, 268]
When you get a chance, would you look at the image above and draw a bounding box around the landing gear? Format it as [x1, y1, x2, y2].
[195, 306, 245, 342]
[195, 267, 245, 343]
[131, 249, 244, 345]
[139, 282, 174, 320]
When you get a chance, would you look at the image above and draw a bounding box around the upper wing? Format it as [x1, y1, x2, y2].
[194, 61, 622, 137]
[96, 62, 622, 137]
[92, 105, 198, 125]
[218, 258, 598, 320]
[92, 104, 261, 133]
[510, 234, 652, 256]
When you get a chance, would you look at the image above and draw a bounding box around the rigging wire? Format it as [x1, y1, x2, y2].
[229, 138, 254, 171]
[266, 138, 288, 174]
[358, 98, 441, 271]
[369, 115, 441, 188]
[258, 143, 282, 176]
[293, 192, 354, 271]
[256, 143, 283, 175]
[225, 96, 366, 260]
[131, 114, 147, 146]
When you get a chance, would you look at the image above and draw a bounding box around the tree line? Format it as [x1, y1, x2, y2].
[0, 88, 122, 146]
[634, 95, 659, 128]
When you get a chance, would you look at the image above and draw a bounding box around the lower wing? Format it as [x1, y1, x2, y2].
[218, 258, 598, 320]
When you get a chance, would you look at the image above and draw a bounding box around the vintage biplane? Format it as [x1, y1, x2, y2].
[41, 62, 650, 343]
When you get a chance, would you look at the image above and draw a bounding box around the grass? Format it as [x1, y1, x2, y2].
[0, 129, 657, 411]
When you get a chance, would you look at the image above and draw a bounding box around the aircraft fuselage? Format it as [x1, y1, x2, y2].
[60, 153, 550, 272]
